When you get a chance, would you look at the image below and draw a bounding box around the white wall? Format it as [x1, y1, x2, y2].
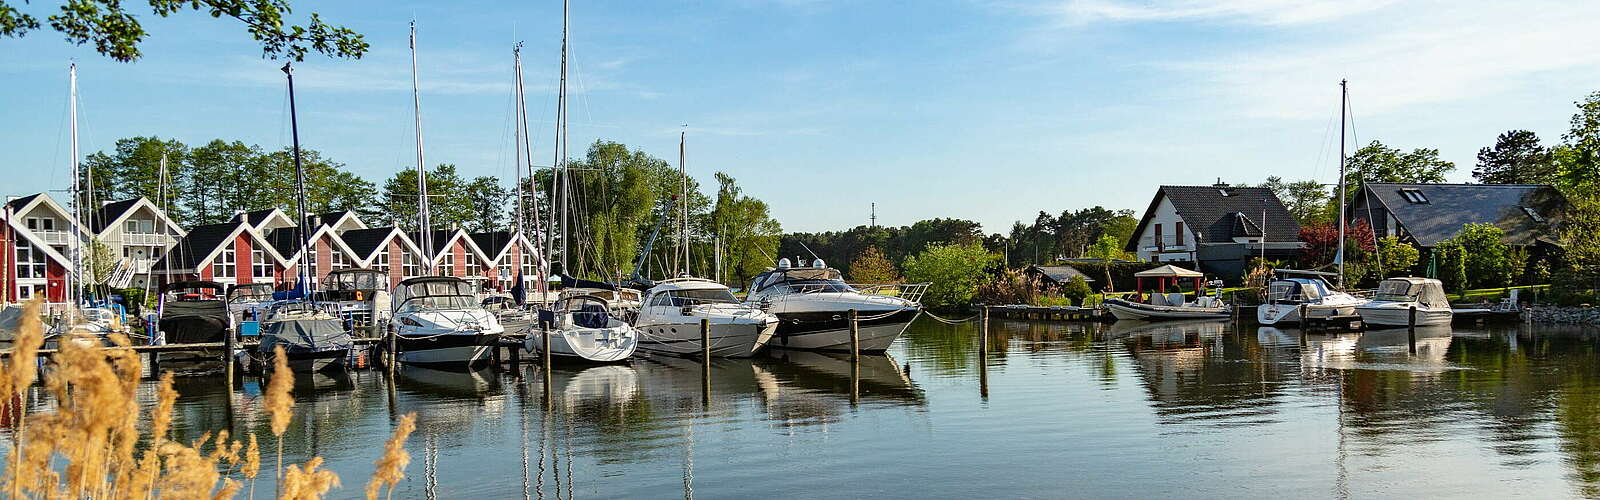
[1133, 195, 1198, 263]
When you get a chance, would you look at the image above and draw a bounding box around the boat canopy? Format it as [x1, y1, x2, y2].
[325, 269, 387, 291]
[392, 277, 478, 312]
[1134, 265, 1204, 278]
[1266, 278, 1330, 302]
[751, 267, 850, 293]
[228, 283, 275, 303]
[1374, 277, 1450, 309]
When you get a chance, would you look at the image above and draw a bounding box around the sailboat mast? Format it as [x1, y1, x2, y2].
[513, 44, 526, 233]
[1336, 79, 1348, 289]
[516, 43, 548, 294]
[411, 21, 434, 273]
[69, 62, 82, 307]
[678, 131, 686, 276]
[552, 0, 570, 276]
[283, 62, 314, 297]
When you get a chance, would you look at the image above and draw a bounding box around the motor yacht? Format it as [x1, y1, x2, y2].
[1355, 277, 1453, 327]
[744, 259, 925, 352]
[634, 277, 777, 358]
[1256, 270, 1369, 325]
[525, 293, 638, 362]
[390, 276, 504, 366]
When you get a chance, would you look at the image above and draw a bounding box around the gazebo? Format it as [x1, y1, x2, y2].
[1133, 264, 1205, 295]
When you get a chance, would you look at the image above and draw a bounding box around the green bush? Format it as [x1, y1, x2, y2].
[902, 242, 998, 310]
[1434, 241, 1470, 292]
[1449, 223, 1514, 288]
[1062, 276, 1092, 305]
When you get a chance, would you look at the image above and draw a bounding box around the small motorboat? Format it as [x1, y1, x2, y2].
[158, 281, 232, 344]
[1256, 269, 1368, 325]
[316, 269, 392, 333]
[1104, 264, 1229, 321]
[256, 301, 352, 373]
[634, 277, 778, 358]
[525, 294, 637, 363]
[390, 276, 505, 366]
[1355, 277, 1453, 327]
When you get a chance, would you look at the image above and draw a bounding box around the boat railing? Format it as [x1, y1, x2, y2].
[849, 283, 931, 304]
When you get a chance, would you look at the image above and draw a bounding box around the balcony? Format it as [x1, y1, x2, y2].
[122, 233, 167, 246]
[1138, 235, 1193, 252]
[125, 258, 157, 273]
[33, 230, 73, 245]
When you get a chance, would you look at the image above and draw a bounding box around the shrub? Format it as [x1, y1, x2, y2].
[1448, 223, 1514, 288]
[902, 242, 998, 309]
[974, 268, 1040, 305]
[1373, 236, 1420, 281]
[1435, 241, 1470, 292]
[1062, 276, 1093, 305]
[848, 246, 902, 283]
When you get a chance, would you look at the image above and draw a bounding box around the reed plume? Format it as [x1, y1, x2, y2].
[280, 456, 340, 500]
[244, 433, 262, 500]
[265, 345, 294, 496]
[365, 412, 418, 500]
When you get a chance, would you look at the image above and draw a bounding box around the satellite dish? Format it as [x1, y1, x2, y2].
[777, 258, 791, 269]
[812, 258, 827, 269]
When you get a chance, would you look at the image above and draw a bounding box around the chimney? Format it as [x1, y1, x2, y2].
[1213, 177, 1228, 188]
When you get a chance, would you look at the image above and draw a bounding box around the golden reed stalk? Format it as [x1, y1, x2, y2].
[0, 298, 421, 498]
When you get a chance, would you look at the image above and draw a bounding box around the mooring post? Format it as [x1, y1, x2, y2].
[1408, 305, 1418, 354]
[701, 318, 712, 363]
[979, 306, 990, 400]
[223, 328, 236, 384]
[386, 322, 398, 377]
[148, 351, 161, 379]
[848, 309, 861, 360]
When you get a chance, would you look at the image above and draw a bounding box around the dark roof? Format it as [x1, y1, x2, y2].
[408, 229, 456, 255]
[307, 210, 354, 228]
[1355, 183, 1567, 247]
[341, 227, 398, 259]
[265, 227, 306, 258]
[1024, 265, 1095, 284]
[470, 231, 514, 259]
[6, 193, 43, 212]
[154, 221, 243, 272]
[1126, 185, 1299, 251]
[88, 198, 142, 233]
[237, 209, 279, 227]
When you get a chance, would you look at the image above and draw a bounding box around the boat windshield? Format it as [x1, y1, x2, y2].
[397, 281, 478, 312]
[229, 284, 274, 303]
[1374, 280, 1419, 302]
[650, 288, 738, 306]
[756, 268, 854, 294]
[327, 271, 386, 291]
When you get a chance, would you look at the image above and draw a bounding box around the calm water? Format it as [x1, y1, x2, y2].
[9, 318, 1600, 498]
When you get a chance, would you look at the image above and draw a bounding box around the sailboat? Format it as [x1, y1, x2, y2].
[633, 133, 778, 358]
[523, 0, 639, 363]
[389, 22, 505, 366]
[1257, 80, 1371, 326]
[52, 62, 126, 343]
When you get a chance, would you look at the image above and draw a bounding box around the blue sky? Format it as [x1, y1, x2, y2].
[4, 0, 1599, 233]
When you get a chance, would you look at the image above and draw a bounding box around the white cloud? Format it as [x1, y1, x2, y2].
[1031, 0, 1398, 26]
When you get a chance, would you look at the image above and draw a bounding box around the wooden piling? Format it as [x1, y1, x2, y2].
[223, 328, 236, 383]
[541, 323, 552, 368]
[701, 318, 712, 363]
[386, 322, 398, 376]
[1408, 305, 1418, 354]
[848, 309, 860, 361]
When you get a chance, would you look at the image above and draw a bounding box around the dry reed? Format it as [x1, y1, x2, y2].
[0, 297, 420, 498]
[364, 412, 417, 500]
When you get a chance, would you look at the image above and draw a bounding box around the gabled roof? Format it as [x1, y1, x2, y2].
[1024, 265, 1095, 284]
[263, 224, 361, 264]
[1126, 185, 1300, 251]
[3, 215, 73, 268]
[469, 231, 520, 264]
[1355, 183, 1567, 247]
[153, 221, 290, 273]
[5, 193, 43, 212]
[409, 228, 490, 265]
[4, 193, 91, 236]
[234, 208, 296, 232]
[1229, 212, 1264, 238]
[87, 197, 187, 237]
[341, 227, 423, 267]
[307, 210, 366, 232]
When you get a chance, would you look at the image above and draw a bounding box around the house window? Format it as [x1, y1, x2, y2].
[213, 248, 236, 278]
[402, 252, 420, 278]
[126, 220, 139, 233]
[1175, 221, 1185, 246]
[521, 252, 536, 276]
[465, 254, 482, 277]
[331, 251, 351, 270]
[27, 218, 54, 231]
[440, 252, 455, 276]
[1154, 223, 1163, 249]
[1399, 188, 1428, 204]
[15, 239, 45, 279]
[1522, 206, 1546, 223]
[252, 248, 273, 278]
[373, 247, 390, 272]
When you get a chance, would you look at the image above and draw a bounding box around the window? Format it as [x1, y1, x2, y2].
[1522, 206, 1546, 223]
[15, 239, 45, 279]
[213, 248, 236, 278]
[1399, 188, 1428, 204]
[1175, 221, 1185, 246]
[27, 218, 54, 231]
[126, 220, 139, 234]
[465, 254, 482, 277]
[402, 251, 420, 278]
[305, 246, 318, 274]
[252, 248, 273, 278]
[440, 252, 455, 276]
[331, 250, 351, 270]
[1154, 223, 1163, 249]
[521, 251, 536, 276]
[373, 247, 390, 272]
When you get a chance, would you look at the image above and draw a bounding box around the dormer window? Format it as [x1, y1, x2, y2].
[1522, 206, 1546, 223]
[1217, 189, 1231, 197]
[1399, 188, 1428, 204]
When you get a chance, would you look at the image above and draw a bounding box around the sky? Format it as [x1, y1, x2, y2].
[3, 0, 1600, 234]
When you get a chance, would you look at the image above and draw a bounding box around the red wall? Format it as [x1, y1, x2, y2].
[46, 260, 66, 302]
[236, 234, 254, 285]
[387, 239, 403, 288]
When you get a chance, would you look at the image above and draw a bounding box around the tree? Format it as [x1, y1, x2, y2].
[848, 246, 900, 283]
[1473, 130, 1556, 184]
[1433, 240, 1469, 293]
[377, 164, 475, 232]
[709, 172, 781, 287]
[901, 242, 996, 310]
[1259, 176, 1332, 226]
[1297, 220, 1375, 270]
[1083, 234, 1131, 292]
[1, 0, 367, 62]
[1558, 91, 1600, 194]
[565, 141, 658, 278]
[1444, 223, 1514, 289]
[1062, 276, 1092, 306]
[77, 136, 188, 220]
[1373, 236, 1420, 281]
[1563, 192, 1600, 273]
[463, 176, 509, 233]
[1341, 140, 1455, 202]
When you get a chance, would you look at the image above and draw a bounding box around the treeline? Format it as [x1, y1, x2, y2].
[72, 137, 782, 285]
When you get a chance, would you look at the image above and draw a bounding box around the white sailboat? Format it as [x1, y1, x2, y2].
[55, 62, 125, 342]
[523, 0, 640, 363]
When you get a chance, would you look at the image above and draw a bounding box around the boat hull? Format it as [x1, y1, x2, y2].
[636, 320, 777, 358]
[396, 333, 499, 366]
[1257, 303, 1359, 325]
[1355, 304, 1452, 326]
[1104, 299, 1230, 321]
[527, 326, 638, 363]
[267, 348, 348, 373]
[769, 308, 919, 352]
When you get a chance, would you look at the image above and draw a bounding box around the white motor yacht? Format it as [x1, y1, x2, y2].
[525, 293, 638, 362]
[635, 277, 778, 358]
[390, 276, 504, 366]
[744, 259, 925, 352]
[1256, 270, 1369, 325]
[1355, 277, 1454, 327]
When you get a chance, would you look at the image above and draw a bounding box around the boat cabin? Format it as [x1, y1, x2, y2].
[392, 277, 479, 312]
[1373, 277, 1450, 308]
[749, 259, 852, 295]
[644, 279, 738, 308]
